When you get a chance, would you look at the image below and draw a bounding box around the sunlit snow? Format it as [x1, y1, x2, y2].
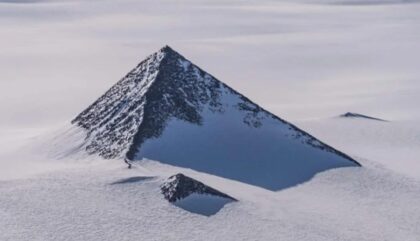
[1, 0, 420, 240]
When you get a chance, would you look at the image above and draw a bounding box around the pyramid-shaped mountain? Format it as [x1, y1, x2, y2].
[72, 45, 360, 190]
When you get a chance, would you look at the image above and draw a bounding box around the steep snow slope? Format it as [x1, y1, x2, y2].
[70, 46, 359, 190]
[0, 127, 84, 180]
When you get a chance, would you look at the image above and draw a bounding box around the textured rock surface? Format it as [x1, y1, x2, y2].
[71, 46, 360, 168]
[161, 173, 236, 203]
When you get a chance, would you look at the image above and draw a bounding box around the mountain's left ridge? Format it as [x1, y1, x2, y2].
[71, 47, 166, 158]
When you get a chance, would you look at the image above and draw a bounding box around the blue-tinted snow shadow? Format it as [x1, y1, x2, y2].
[173, 193, 234, 216]
[110, 176, 155, 185]
[136, 145, 361, 191]
[134, 110, 361, 191]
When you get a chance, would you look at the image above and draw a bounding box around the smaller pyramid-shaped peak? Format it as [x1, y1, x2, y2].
[161, 173, 237, 203]
[161, 173, 236, 216]
[340, 112, 387, 122]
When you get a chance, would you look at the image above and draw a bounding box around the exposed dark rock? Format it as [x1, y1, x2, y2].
[160, 173, 237, 203]
[71, 46, 264, 159]
[70, 45, 360, 170]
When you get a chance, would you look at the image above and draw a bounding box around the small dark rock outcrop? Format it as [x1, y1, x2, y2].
[340, 112, 388, 122]
[160, 173, 237, 203]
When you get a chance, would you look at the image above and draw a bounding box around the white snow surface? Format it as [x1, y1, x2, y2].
[1, 118, 420, 240]
[298, 118, 420, 180]
[1, 0, 420, 240]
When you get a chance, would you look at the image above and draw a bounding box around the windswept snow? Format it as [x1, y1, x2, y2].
[1, 0, 420, 240]
[0, 155, 419, 241]
[299, 118, 420, 180]
[0, 127, 85, 180]
[0, 114, 419, 240]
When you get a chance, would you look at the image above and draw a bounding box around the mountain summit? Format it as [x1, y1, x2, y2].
[71, 45, 360, 190]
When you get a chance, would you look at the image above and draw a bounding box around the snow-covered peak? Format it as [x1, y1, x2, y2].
[71, 45, 268, 159]
[159, 45, 177, 54]
[70, 46, 360, 190]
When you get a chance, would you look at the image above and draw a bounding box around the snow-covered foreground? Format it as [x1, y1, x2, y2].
[0, 157, 419, 240]
[1, 118, 420, 241]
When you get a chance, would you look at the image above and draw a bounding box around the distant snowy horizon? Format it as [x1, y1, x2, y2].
[1, 0, 420, 128]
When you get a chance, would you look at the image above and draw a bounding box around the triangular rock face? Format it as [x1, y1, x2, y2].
[161, 173, 236, 203]
[72, 45, 360, 190]
[72, 46, 226, 159]
[161, 173, 236, 216]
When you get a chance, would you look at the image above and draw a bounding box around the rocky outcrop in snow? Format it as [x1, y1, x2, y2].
[340, 112, 387, 121]
[161, 173, 236, 216]
[161, 173, 236, 203]
[70, 45, 360, 190]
